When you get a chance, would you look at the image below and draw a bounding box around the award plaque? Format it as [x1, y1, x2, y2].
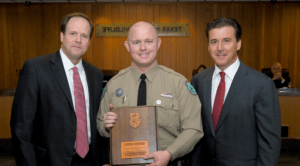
[110, 106, 157, 165]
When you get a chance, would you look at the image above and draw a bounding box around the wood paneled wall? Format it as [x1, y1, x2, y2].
[0, 2, 299, 89]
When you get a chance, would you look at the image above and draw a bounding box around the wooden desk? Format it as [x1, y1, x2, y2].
[279, 92, 300, 139]
[0, 96, 14, 138]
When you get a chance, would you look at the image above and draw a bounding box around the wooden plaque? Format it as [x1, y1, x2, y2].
[110, 106, 157, 165]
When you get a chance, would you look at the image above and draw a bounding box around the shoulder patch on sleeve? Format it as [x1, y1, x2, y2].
[101, 87, 106, 99]
[185, 81, 197, 95]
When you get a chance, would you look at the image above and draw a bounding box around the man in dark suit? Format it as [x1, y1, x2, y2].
[10, 13, 109, 166]
[191, 18, 281, 166]
[270, 62, 290, 88]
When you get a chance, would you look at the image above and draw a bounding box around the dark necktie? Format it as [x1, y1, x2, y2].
[212, 71, 226, 130]
[137, 74, 147, 106]
[72, 67, 89, 158]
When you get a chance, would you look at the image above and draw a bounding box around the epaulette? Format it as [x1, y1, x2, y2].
[158, 65, 186, 79]
[109, 66, 131, 81]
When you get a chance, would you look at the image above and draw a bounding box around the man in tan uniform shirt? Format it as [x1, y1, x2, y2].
[96, 21, 203, 166]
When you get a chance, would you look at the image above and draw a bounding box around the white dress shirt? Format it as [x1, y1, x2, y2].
[211, 57, 240, 113]
[60, 49, 91, 144]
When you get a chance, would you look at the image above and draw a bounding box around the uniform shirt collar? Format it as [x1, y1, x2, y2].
[131, 61, 159, 84]
[60, 48, 84, 72]
[213, 57, 240, 80]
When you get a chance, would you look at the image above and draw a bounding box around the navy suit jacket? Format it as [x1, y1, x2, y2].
[191, 61, 281, 166]
[11, 51, 109, 166]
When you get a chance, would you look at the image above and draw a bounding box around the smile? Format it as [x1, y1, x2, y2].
[216, 53, 226, 57]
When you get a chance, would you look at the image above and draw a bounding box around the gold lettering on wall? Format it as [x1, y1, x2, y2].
[96, 23, 189, 37]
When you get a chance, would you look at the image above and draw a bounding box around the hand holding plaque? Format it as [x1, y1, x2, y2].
[103, 104, 118, 129]
[143, 150, 172, 166]
[109, 106, 157, 165]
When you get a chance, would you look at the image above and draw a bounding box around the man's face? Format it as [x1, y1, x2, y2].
[208, 26, 241, 71]
[271, 63, 282, 75]
[124, 22, 161, 70]
[198, 67, 205, 73]
[60, 17, 91, 65]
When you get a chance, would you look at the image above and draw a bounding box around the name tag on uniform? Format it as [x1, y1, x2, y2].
[161, 92, 173, 98]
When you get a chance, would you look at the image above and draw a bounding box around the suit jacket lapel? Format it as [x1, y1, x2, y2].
[203, 67, 216, 137]
[82, 61, 95, 120]
[215, 62, 249, 131]
[51, 51, 73, 109]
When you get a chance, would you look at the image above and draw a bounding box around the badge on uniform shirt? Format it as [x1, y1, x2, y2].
[156, 100, 162, 105]
[161, 92, 173, 98]
[185, 81, 197, 95]
[116, 88, 123, 97]
[101, 87, 106, 99]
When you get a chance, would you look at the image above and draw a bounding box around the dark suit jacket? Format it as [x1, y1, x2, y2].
[191, 61, 281, 166]
[269, 74, 290, 89]
[10, 51, 109, 166]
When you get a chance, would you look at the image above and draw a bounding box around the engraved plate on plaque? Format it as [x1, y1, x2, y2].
[121, 141, 149, 159]
[110, 106, 157, 165]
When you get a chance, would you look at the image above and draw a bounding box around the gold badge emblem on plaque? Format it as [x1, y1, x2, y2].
[130, 113, 141, 129]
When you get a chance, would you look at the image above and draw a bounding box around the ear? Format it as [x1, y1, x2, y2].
[124, 41, 130, 52]
[60, 32, 64, 43]
[157, 38, 162, 50]
[237, 39, 242, 51]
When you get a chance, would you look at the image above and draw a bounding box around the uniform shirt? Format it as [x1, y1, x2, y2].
[97, 62, 203, 160]
[211, 57, 240, 112]
[60, 49, 91, 144]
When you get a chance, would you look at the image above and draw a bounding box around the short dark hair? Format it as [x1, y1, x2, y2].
[206, 17, 242, 42]
[197, 64, 206, 71]
[61, 13, 94, 39]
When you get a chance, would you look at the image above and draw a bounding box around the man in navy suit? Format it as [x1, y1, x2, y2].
[191, 18, 281, 166]
[10, 13, 109, 166]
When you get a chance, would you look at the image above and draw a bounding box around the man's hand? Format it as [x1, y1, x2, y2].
[103, 104, 117, 129]
[277, 72, 284, 81]
[143, 150, 172, 166]
[273, 72, 285, 82]
[273, 72, 282, 80]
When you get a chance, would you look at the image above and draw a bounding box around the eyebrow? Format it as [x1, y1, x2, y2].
[131, 38, 154, 41]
